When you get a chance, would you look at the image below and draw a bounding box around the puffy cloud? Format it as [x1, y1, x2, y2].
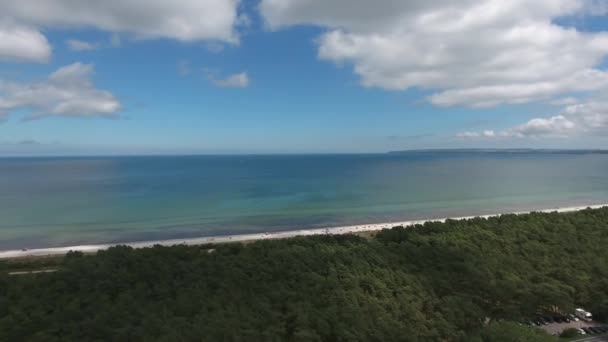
[482, 130, 496, 137]
[457, 130, 496, 138]
[261, 0, 608, 107]
[562, 101, 608, 132]
[1, 1, 242, 42]
[208, 72, 250, 88]
[457, 100, 608, 138]
[506, 115, 576, 137]
[66, 39, 98, 51]
[0, 0, 243, 62]
[427, 69, 608, 107]
[0, 23, 51, 63]
[0, 63, 121, 120]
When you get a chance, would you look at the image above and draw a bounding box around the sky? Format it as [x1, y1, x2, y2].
[1, 0, 608, 155]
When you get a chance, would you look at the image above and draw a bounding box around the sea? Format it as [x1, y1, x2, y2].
[1, 151, 608, 250]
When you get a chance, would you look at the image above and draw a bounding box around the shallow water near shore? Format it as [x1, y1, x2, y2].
[1, 152, 608, 250]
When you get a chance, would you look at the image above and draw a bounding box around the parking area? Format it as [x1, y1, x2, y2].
[525, 312, 607, 338]
[539, 320, 607, 336]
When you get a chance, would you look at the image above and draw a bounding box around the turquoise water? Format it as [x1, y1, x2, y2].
[1, 152, 608, 250]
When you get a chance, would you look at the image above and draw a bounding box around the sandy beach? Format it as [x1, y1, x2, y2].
[1, 203, 606, 259]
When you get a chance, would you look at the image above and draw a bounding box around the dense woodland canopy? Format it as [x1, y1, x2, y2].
[1, 207, 608, 341]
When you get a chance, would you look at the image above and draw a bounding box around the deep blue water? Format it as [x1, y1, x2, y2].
[1, 152, 608, 250]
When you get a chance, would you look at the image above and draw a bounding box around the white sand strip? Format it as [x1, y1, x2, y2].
[1, 203, 606, 259]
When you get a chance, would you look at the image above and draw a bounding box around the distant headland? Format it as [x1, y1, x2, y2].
[388, 148, 608, 154]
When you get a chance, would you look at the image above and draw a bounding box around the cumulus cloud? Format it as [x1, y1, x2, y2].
[0, 63, 121, 120]
[562, 101, 608, 132]
[427, 69, 608, 107]
[506, 115, 576, 137]
[457, 130, 496, 138]
[460, 115, 577, 138]
[207, 72, 250, 88]
[261, 0, 608, 107]
[66, 39, 98, 51]
[2, 1, 242, 42]
[0, 23, 51, 63]
[0, 0, 243, 62]
[482, 130, 496, 137]
[458, 100, 608, 138]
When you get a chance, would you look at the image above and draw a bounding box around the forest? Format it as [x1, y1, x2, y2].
[1, 207, 607, 341]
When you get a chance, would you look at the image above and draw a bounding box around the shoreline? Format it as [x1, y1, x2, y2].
[1, 203, 607, 259]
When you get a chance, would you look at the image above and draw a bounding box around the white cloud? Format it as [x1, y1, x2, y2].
[482, 130, 496, 137]
[0, 0, 243, 62]
[261, 0, 608, 107]
[2, 1, 242, 42]
[208, 72, 250, 88]
[457, 130, 496, 138]
[457, 131, 482, 138]
[427, 69, 608, 107]
[0, 23, 51, 63]
[66, 39, 98, 51]
[0, 63, 121, 120]
[549, 97, 579, 106]
[457, 100, 608, 138]
[563, 101, 608, 132]
[505, 115, 576, 137]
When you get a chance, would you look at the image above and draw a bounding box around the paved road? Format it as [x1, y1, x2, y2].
[573, 334, 608, 342]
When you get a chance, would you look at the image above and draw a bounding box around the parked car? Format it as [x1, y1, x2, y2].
[567, 313, 579, 322]
[576, 328, 586, 335]
[589, 327, 602, 334]
[575, 308, 593, 322]
[581, 327, 593, 335]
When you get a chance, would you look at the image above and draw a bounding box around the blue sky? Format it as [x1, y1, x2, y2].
[1, 1, 608, 155]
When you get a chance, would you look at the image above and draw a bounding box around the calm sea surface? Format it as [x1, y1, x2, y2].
[1, 152, 608, 250]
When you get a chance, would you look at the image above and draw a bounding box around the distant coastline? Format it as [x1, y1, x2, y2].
[388, 148, 608, 155]
[2, 203, 606, 259]
[3, 148, 608, 159]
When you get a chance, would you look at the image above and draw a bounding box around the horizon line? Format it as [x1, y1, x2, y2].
[2, 148, 608, 158]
